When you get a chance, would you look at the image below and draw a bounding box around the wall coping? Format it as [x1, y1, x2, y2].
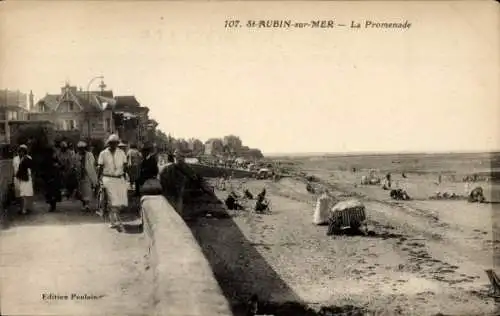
[141, 195, 233, 316]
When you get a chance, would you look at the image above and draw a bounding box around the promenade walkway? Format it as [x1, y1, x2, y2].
[0, 198, 153, 316]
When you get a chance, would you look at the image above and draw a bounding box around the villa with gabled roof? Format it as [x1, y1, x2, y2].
[29, 81, 155, 144]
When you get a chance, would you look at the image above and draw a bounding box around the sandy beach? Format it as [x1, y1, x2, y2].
[186, 154, 499, 316]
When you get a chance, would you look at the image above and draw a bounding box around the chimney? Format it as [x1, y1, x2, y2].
[98, 80, 106, 96]
[29, 90, 34, 110]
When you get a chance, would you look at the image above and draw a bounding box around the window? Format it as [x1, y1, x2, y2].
[105, 118, 112, 132]
[69, 102, 74, 111]
[7, 111, 18, 121]
[61, 120, 77, 131]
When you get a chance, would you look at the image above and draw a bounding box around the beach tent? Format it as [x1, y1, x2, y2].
[313, 193, 333, 225]
[184, 158, 199, 164]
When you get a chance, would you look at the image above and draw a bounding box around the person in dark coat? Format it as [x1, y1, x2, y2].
[136, 142, 159, 196]
[57, 141, 77, 199]
[225, 191, 243, 210]
[167, 153, 175, 163]
[43, 147, 63, 212]
[127, 143, 143, 190]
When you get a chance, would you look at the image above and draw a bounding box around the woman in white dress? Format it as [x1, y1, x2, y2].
[13, 144, 34, 214]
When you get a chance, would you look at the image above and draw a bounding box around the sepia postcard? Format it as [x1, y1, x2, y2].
[0, 1, 499, 315]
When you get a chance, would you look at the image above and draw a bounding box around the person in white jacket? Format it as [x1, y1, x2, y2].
[97, 134, 129, 231]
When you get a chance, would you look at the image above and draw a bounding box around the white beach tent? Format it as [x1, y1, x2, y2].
[184, 158, 199, 164]
[313, 193, 333, 225]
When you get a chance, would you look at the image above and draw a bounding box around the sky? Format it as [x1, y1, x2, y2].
[0, 1, 498, 154]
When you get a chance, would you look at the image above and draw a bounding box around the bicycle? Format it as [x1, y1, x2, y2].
[96, 183, 109, 222]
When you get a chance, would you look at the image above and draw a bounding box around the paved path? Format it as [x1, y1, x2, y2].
[0, 199, 153, 316]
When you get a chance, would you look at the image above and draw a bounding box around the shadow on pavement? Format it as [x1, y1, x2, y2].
[168, 189, 304, 315]
[123, 222, 143, 234]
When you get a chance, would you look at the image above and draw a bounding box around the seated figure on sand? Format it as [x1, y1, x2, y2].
[255, 188, 270, 213]
[306, 182, 315, 194]
[390, 188, 411, 200]
[244, 189, 254, 200]
[225, 191, 243, 210]
[468, 186, 485, 203]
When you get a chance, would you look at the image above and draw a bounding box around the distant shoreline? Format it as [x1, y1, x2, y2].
[264, 151, 500, 158]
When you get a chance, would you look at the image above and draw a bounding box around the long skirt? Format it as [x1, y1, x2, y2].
[102, 176, 128, 207]
[78, 177, 93, 202]
[14, 177, 34, 197]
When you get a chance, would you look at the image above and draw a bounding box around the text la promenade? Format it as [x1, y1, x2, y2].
[225, 19, 412, 30]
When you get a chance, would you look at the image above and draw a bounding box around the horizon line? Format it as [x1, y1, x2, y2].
[263, 150, 500, 157]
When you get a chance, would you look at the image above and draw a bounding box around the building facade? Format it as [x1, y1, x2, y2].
[111, 96, 153, 145]
[29, 82, 155, 145]
[0, 89, 32, 144]
[30, 83, 115, 141]
[0, 89, 29, 109]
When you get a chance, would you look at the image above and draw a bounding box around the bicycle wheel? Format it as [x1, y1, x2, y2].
[96, 187, 108, 222]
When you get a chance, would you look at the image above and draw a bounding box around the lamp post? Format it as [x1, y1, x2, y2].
[85, 75, 104, 140]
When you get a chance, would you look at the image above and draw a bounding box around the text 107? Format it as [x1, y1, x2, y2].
[225, 20, 240, 28]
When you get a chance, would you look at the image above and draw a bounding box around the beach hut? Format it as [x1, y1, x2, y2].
[327, 199, 367, 235]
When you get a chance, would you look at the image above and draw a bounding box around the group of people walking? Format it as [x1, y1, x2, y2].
[11, 134, 160, 232]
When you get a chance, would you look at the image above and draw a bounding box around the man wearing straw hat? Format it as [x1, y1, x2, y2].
[97, 134, 129, 231]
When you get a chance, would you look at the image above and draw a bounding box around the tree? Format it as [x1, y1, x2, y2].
[14, 123, 54, 149]
[152, 131, 264, 160]
[175, 138, 190, 152]
[244, 148, 264, 159]
[154, 129, 174, 152]
[188, 138, 205, 156]
[205, 138, 224, 156]
[223, 135, 242, 154]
